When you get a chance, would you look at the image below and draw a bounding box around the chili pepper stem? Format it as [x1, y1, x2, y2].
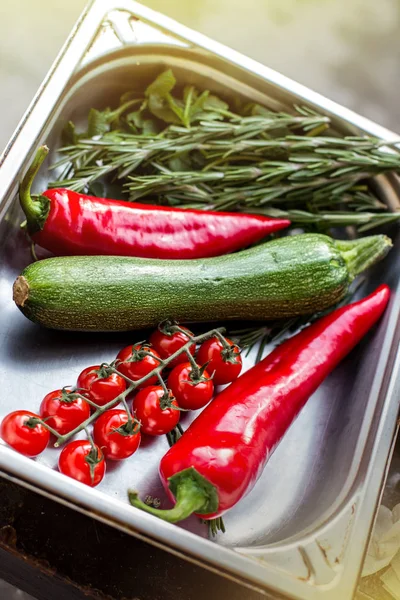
[19, 146, 51, 233]
[129, 468, 217, 523]
[129, 487, 203, 523]
[336, 235, 392, 279]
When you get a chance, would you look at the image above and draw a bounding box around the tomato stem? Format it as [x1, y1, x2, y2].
[74, 392, 101, 410]
[156, 372, 170, 398]
[185, 350, 201, 380]
[170, 324, 195, 340]
[213, 330, 234, 352]
[54, 385, 134, 447]
[120, 395, 134, 428]
[53, 326, 228, 447]
[84, 428, 103, 485]
[26, 416, 63, 439]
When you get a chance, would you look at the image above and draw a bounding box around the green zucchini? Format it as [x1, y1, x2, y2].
[13, 233, 391, 332]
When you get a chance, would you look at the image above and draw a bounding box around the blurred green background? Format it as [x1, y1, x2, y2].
[1, 0, 400, 152]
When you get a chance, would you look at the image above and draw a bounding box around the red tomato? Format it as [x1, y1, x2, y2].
[40, 389, 90, 435]
[58, 440, 105, 487]
[77, 365, 126, 407]
[1, 410, 50, 457]
[167, 362, 214, 410]
[132, 386, 180, 436]
[93, 409, 141, 460]
[149, 324, 195, 368]
[116, 344, 161, 388]
[196, 337, 242, 385]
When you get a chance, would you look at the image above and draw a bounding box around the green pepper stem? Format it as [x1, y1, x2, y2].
[19, 145, 50, 233]
[336, 234, 392, 279]
[129, 479, 206, 523]
[128, 467, 219, 523]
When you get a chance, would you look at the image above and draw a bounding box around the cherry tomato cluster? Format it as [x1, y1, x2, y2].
[0, 322, 242, 489]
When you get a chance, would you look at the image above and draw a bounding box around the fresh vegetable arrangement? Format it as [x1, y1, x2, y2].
[2, 285, 389, 529]
[0, 322, 242, 486]
[4, 67, 398, 540]
[13, 233, 391, 331]
[130, 285, 390, 523]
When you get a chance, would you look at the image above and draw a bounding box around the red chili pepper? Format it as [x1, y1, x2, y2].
[129, 284, 390, 522]
[19, 146, 290, 259]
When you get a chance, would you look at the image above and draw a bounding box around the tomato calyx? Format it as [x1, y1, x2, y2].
[158, 318, 180, 337]
[57, 387, 82, 404]
[188, 361, 213, 386]
[91, 363, 115, 380]
[220, 343, 241, 364]
[158, 319, 193, 341]
[112, 419, 141, 437]
[120, 343, 159, 364]
[159, 391, 179, 411]
[24, 416, 45, 429]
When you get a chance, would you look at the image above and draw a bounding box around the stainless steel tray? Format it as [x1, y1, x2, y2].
[1, 2, 400, 599]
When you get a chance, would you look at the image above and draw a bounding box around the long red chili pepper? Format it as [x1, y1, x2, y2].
[19, 146, 290, 259]
[129, 284, 390, 522]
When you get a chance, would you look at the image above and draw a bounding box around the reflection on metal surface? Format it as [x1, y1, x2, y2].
[82, 8, 188, 66]
[238, 500, 358, 586]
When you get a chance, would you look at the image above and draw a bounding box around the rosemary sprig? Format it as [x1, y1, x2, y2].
[48, 68, 400, 232]
[231, 318, 301, 364]
[124, 142, 400, 205]
[248, 205, 400, 232]
[49, 112, 332, 191]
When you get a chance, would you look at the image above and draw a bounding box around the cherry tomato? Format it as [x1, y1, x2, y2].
[167, 362, 214, 410]
[77, 365, 126, 407]
[116, 344, 161, 388]
[40, 388, 90, 435]
[132, 386, 179, 436]
[93, 409, 141, 460]
[149, 324, 195, 368]
[1, 410, 50, 457]
[58, 440, 105, 487]
[196, 337, 242, 385]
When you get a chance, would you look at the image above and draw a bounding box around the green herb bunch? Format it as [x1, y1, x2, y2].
[50, 69, 400, 233]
